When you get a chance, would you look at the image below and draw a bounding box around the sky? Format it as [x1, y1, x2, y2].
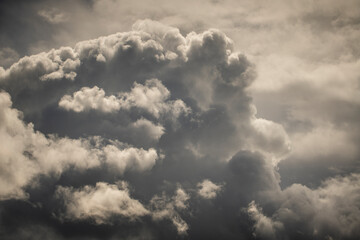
[0, 0, 360, 239]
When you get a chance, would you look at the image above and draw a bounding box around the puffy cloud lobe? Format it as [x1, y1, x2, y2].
[59, 86, 121, 112]
[150, 188, 190, 235]
[248, 174, 360, 239]
[56, 183, 191, 235]
[59, 79, 190, 119]
[131, 118, 165, 141]
[0, 91, 38, 200]
[250, 118, 291, 165]
[247, 201, 284, 240]
[0, 47, 79, 84]
[197, 179, 223, 199]
[104, 145, 158, 174]
[0, 91, 159, 200]
[56, 182, 149, 224]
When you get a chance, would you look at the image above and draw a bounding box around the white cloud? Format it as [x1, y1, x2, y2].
[0, 91, 159, 200]
[56, 182, 149, 224]
[150, 188, 190, 235]
[104, 145, 158, 174]
[197, 179, 223, 199]
[172, 188, 190, 209]
[59, 79, 191, 119]
[55, 182, 192, 235]
[247, 201, 284, 240]
[250, 118, 291, 165]
[131, 118, 165, 141]
[249, 173, 360, 239]
[59, 86, 121, 112]
[0, 47, 79, 82]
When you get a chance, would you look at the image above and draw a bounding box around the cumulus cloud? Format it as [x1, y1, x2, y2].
[59, 86, 121, 113]
[1, 15, 357, 240]
[248, 174, 360, 239]
[56, 182, 191, 235]
[0, 91, 159, 200]
[250, 118, 291, 165]
[247, 201, 284, 240]
[150, 188, 190, 235]
[103, 145, 158, 174]
[59, 79, 190, 119]
[0, 21, 289, 239]
[197, 179, 223, 199]
[131, 118, 165, 141]
[0, 47, 79, 85]
[56, 182, 149, 224]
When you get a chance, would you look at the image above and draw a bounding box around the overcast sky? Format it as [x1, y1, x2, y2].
[0, 0, 360, 239]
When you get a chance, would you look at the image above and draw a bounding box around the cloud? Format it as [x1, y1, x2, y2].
[250, 118, 291, 165]
[197, 179, 223, 199]
[56, 182, 149, 224]
[103, 145, 158, 174]
[150, 188, 190, 235]
[2, 16, 357, 240]
[248, 173, 360, 239]
[0, 46, 79, 85]
[247, 201, 284, 240]
[0, 21, 291, 239]
[38, 8, 68, 24]
[0, 91, 159, 200]
[131, 118, 165, 141]
[0, 47, 19, 68]
[58, 86, 121, 113]
[59, 79, 190, 119]
[55, 182, 192, 236]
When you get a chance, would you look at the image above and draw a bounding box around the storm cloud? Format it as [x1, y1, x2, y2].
[0, 1, 360, 240]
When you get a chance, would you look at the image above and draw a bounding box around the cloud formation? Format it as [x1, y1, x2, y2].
[0, 91, 159, 200]
[0, 12, 359, 240]
[56, 182, 149, 224]
[248, 173, 360, 239]
[150, 188, 190, 235]
[197, 179, 223, 199]
[59, 79, 190, 119]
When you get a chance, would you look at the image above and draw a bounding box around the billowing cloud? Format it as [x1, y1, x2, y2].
[0, 91, 159, 200]
[248, 174, 360, 239]
[58, 86, 121, 113]
[131, 118, 165, 141]
[150, 188, 190, 235]
[56, 182, 149, 224]
[247, 201, 284, 240]
[103, 145, 158, 174]
[59, 79, 190, 119]
[0, 10, 359, 240]
[56, 182, 192, 235]
[197, 179, 223, 199]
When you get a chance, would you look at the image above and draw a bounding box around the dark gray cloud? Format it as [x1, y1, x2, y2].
[0, 1, 360, 239]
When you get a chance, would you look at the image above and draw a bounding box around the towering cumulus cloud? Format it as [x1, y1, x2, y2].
[0, 16, 359, 240]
